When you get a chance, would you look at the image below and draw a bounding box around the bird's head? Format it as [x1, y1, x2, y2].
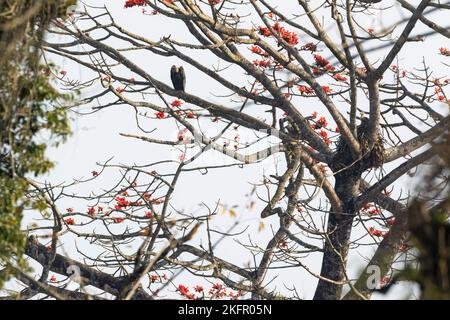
[171, 65, 179, 73]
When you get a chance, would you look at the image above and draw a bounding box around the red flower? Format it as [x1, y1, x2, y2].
[314, 54, 330, 68]
[249, 46, 267, 56]
[60, 70, 67, 76]
[185, 111, 195, 119]
[253, 59, 272, 68]
[311, 111, 318, 118]
[149, 274, 159, 283]
[87, 207, 96, 216]
[65, 218, 75, 225]
[258, 26, 271, 37]
[368, 208, 381, 216]
[155, 111, 166, 119]
[298, 85, 314, 95]
[113, 217, 125, 223]
[91, 170, 99, 177]
[116, 87, 125, 94]
[50, 275, 57, 282]
[368, 227, 383, 237]
[178, 284, 190, 296]
[281, 30, 298, 46]
[208, 0, 221, 5]
[124, 0, 147, 8]
[315, 117, 328, 129]
[322, 86, 332, 93]
[333, 74, 348, 82]
[335, 126, 340, 133]
[367, 28, 375, 34]
[212, 283, 223, 290]
[439, 47, 450, 56]
[272, 23, 298, 45]
[387, 217, 396, 226]
[194, 285, 204, 293]
[325, 64, 335, 72]
[171, 99, 183, 107]
[319, 130, 328, 139]
[66, 208, 73, 213]
[115, 196, 130, 209]
[312, 67, 321, 75]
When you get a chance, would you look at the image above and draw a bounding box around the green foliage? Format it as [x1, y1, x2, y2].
[0, 0, 76, 287]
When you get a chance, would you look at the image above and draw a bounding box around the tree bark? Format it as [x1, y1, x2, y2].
[314, 172, 361, 299]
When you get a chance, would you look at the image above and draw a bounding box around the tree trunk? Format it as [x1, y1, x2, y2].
[313, 173, 360, 300]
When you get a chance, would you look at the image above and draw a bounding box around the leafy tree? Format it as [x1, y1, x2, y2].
[1, 0, 449, 300]
[0, 0, 75, 286]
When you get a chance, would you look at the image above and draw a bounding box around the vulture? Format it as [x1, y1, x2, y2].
[170, 65, 186, 92]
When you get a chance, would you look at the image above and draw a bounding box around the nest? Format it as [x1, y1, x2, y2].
[334, 118, 384, 173]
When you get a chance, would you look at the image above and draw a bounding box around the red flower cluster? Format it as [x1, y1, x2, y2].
[439, 47, 450, 56]
[322, 85, 332, 94]
[368, 227, 384, 237]
[314, 54, 329, 68]
[113, 217, 125, 223]
[315, 117, 328, 129]
[149, 274, 159, 283]
[124, 0, 147, 8]
[387, 217, 396, 226]
[313, 54, 335, 72]
[194, 285, 204, 293]
[155, 111, 166, 119]
[273, 22, 298, 45]
[208, 0, 221, 4]
[258, 23, 298, 46]
[115, 196, 130, 210]
[368, 208, 381, 215]
[209, 283, 227, 298]
[298, 85, 314, 95]
[178, 284, 195, 300]
[249, 45, 268, 56]
[185, 111, 195, 119]
[253, 59, 272, 68]
[171, 99, 183, 107]
[362, 202, 381, 215]
[65, 218, 75, 225]
[333, 74, 348, 82]
[258, 26, 271, 37]
[87, 207, 96, 216]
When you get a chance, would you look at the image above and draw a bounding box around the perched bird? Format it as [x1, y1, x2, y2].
[170, 65, 186, 92]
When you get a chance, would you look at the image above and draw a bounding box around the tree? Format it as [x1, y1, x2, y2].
[1, 0, 448, 300]
[0, 0, 75, 287]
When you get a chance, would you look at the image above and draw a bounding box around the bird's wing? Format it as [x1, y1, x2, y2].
[179, 66, 186, 91]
